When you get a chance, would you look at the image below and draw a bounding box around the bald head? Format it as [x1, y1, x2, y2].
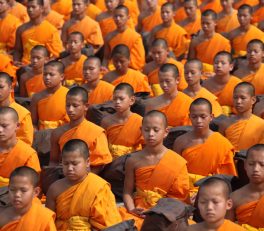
[143, 110, 168, 128]
[190, 98, 212, 114]
[0, 72, 13, 87]
[10, 166, 39, 187]
[152, 38, 168, 49]
[114, 83, 134, 97]
[111, 44, 130, 59]
[84, 56, 101, 66]
[234, 82, 255, 97]
[247, 39, 264, 51]
[159, 63, 179, 79]
[0, 107, 19, 122]
[184, 59, 203, 71]
[62, 139, 90, 159]
[246, 144, 264, 159]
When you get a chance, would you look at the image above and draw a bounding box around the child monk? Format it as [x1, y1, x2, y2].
[187, 177, 245, 231]
[183, 59, 223, 117]
[8, 0, 29, 23]
[103, 44, 151, 94]
[144, 63, 193, 127]
[0, 166, 56, 230]
[19, 45, 49, 97]
[81, 56, 114, 105]
[119, 110, 189, 228]
[30, 60, 69, 130]
[61, 31, 87, 87]
[50, 86, 112, 174]
[43, 0, 64, 30]
[101, 83, 143, 159]
[0, 72, 34, 145]
[232, 39, 264, 95]
[228, 144, 264, 229]
[46, 139, 122, 230]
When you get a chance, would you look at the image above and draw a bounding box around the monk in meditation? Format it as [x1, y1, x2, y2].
[232, 39, 264, 95]
[0, 167, 56, 230]
[13, 0, 63, 65]
[228, 144, 264, 229]
[144, 63, 193, 127]
[30, 60, 69, 130]
[51, 0, 72, 20]
[50, 86, 112, 174]
[0, 72, 34, 145]
[101, 83, 143, 159]
[8, 0, 29, 23]
[61, 0, 103, 54]
[81, 56, 114, 105]
[19, 45, 49, 97]
[103, 5, 145, 71]
[119, 110, 189, 228]
[43, 0, 64, 30]
[187, 177, 245, 231]
[46, 139, 121, 230]
[103, 44, 151, 94]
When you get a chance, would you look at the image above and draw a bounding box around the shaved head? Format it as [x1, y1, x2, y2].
[10, 166, 39, 187]
[152, 38, 168, 49]
[214, 51, 233, 63]
[0, 72, 13, 87]
[111, 44, 130, 59]
[0, 107, 19, 122]
[159, 63, 179, 79]
[234, 82, 255, 97]
[62, 139, 90, 159]
[185, 59, 203, 71]
[67, 86, 88, 103]
[143, 110, 168, 128]
[246, 144, 264, 159]
[84, 56, 101, 66]
[114, 83, 134, 96]
[190, 98, 212, 114]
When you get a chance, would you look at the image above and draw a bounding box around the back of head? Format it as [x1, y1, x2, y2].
[0, 72, 13, 87]
[246, 144, 264, 159]
[31, 45, 50, 57]
[0, 106, 19, 122]
[114, 82, 134, 96]
[114, 4, 129, 15]
[152, 38, 168, 49]
[143, 110, 168, 128]
[68, 31, 85, 42]
[238, 4, 253, 14]
[214, 51, 233, 63]
[111, 44, 130, 59]
[67, 86, 88, 103]
[62, 139, 90, 159]
[159, 63, 179, 79]
[44, 60, 65, 74]
[10, 166, 39, 188]
[247, 39, 264, 50]
[190, 97, 212, 114]
[234, 82, 255, 96]
[185, 59, 203, 71]
[202, 9, 217, 20]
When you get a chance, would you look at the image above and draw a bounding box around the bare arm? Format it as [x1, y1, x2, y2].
[19, 73, 29, 97]
[61, 22, 69, 48]
[187, 38, 196, 60]
[13, 26, 23, 64]
[102, 42, 110, 68]
[49, 129, 62, 165]
[46, 182, 58, 212]
[30, 94, 40, 128]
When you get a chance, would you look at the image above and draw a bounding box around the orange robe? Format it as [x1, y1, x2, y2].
[252, 7, 264, 24]
[174, 6, 187, 23]
[182, 132, 236, 176]
[0, 54, 17, 80]
[55, 173, 121, 230]
[94, 0, 106, 11]
[51, 0, 72, 20]
[217, 219, 247, 231]
[180, 12, 202, 38]
[225, 115, 264, 151]
[8, 2, 29, 23]
[233, 0, 258, 9]
[37, 86, 69, 130]
[141, 7, 162, 32]
[200, 0, 222, 13]
[0, 201, 56, 231]
[86, 3, 102, 20]
[59, 119, 112, 166]
[124, 0, 139, 26]
[0, 139, 40, 178]
[25, 74, 46, 97]
[216, 10, 240, 33]
[45, 10, 65, 30]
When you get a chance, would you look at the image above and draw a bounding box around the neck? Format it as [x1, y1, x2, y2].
[115, 110, 131, 120]
[150, 6, 157, 13]
[117, 25, 127, 33]
[46, 84, 61, 94]
[163, 20, 173, 27]
[12, 202, 32, 217]
[240, 24, 251, 31]
[85, 78, 100, 90]
[67, 172, 88, 185]
[187, 82, 202, 93]
[193, 128, 211, 139]
[0, 97, 11, 107]
[32, 67, 43, 75]
[214, 73, 231, 84]
[204, 30, 215, 39]
[31, 15, 44, 25]
[164, 89, 178, 100]
[9, 0, 16, 7]
[116, 68, 128, 76]
[0, 11, 7, 19]
[248, 182, 264, 192]
[70, 116, 85, 128]
[74, 12, 86, 20]
[204, 219, 225, 230]
[224, 7, 233, 14]
[248, 61, 262, 71]
[189, 14, 196, 21]
[236, 110, 252, 120]
[144, 144, 166, 156]
[0, 137, 17, 152]
[70, 52, 82, 62]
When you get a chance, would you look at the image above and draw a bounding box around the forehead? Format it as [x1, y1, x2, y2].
[73, 0, 85, 4]
[185, 62, 200, 70]
[68, 34, 83, 41]
[161, 5, 173, 11]
[143, 115, 165, 126]
[215, 54, 229, 61]
[151, 45, 167, 52]
[199, 183, 227, 198]
[62, 150, 86, 160]
[0, 78, 9, 85]
[184, 1, 196, 6]
[44, 65, 60, 72]
[247, 150, 264, 160]
[238, 8, 250, 14]
[247, 43, 263, 50]
[114, 89, 129, 96]
[234, 86, 251, 95]
[112, 54, 129, 61]
[0, 113, 16, 122]
[84, 59, 99, 67]
[66, 94, 84, 102]
[27, 0, 41, 6]
[159, 70, 176, 78]
[201, 15, 214, 21]
[31, 49, 46, 56]
[114, 8, 127, 15]
[10, 175, 33, 186]
[190, 104, 211, 113]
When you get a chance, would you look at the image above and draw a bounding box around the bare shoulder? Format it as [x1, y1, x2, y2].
[173, 131, 192, 154]
[47, 177, 69, 200]
[51, 124, 69, 140]
[151, 24, 163, 35]
[102, 70, 117, 83]
[186, 223, 202, 231]
[62, 18, 75, 30]
[0, 207, 14, 228]
[31, 90, 47, 104]
[228, 27, 241, 40]
[17, 22, 32, 34]
[105, 30, 118, 44]
[138, 10, 149, 21]
[230, 184, 248, 208]
[96, 11, 109, 22]
[143, 61, 156, 75]
[100, 114, 115, 129]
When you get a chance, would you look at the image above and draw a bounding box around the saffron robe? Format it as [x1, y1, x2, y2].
[141, 7, 162, 32]
[180, 11, 201, 38]
[51, 0, 72, 20]
[252, 7, 264, 24]
[0, 54, 17, 80]
[216, 10, 240, 33]
[45, 10, 64, 30]
[216, 219, 247, 231]
[8, 2, 29, 23]
[233, 0, 258, 9]
[200, 0, 223, 13]
[25, 74, 46, 97]
[174, 6, 187, 23]
[86, 3, 102, 20]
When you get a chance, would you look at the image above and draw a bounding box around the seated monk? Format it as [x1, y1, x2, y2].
[144, 63, 193, 127]
[103, 44, 151, 94]
[218, 82, 264, 151]
[46, 139, 122, 230]
[43, 0, 64, 30]
[81, 57, 114, 105]
[187, 177, 245, 231]
[19, 45, 49, 97]
[30, 60, 69, 130]
[50, 86, 112, 174]
[228, 144, 264, 229]
[173, 98, 236, 176]
[227, 4, 264, 57]
[232, 39, 264, 95]
[119, 110, 190, 228]
[103, 5, 145, 71]
[199, 0, 223, 13]
[0, 72, 34, 145]
[8, 0, 29, 23]
[0, 167, 56, 229]
[101, 83, 144, 159]
[252, 0, 264, 25]
[61, 32, 87, 87]
[61, 0, 103, 54]
[51, 0, 72, 20]
[183, 59, 223, 117]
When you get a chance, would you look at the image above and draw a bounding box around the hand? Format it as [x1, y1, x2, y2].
[129, 207, 146, 218]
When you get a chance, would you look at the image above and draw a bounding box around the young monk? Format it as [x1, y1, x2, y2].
[228, 4, 264, 57]
[8, 0, 29, 23]
[228, 144, 264, 229]
[232, 39, 264, 95]
[61, 31, 87, 87]
[61, 0, 103, 54]
[13, 0, 63, 65]
[183, 60, 223, 117]
[50, 86, 112, 174]
[0, 167, 56, 230]
[101, 83, 143, 159]
[144, 64, 193, 127]
[30, 60, 69, 130]
[19, 45, 49, 97]
[0, 72, 34, 145]
[103, 44, 151, 94]
[103, 5, 145, 71]
[187, 177, 245, 231]
[43, 0, 64, 30]
[81, 56, 114, 105]
[46, 139, 122, 230]
[119, 110, 189, 228]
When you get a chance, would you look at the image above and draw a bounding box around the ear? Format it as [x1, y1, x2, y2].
[229, 63, 234, 71]
[175, 76, 180, 85]
[251, 96, 256, 105]
[33, 186, 41, 198]
[226, 198, 233, 211]
[164, 126, 170, 138]
[84, 102, 89, 112]
[60, 73, 65, 82]
[86, 158, 91, 169]
[130, 95, 136, 105]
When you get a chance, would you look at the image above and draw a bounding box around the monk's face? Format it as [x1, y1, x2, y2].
[233, 86, 256, 113]
[0, 113, 18, 143]
[237, 9, 252, 27]
[27, 0, 44, 19]
[220, 0, 233, 11]
[112, 55, 130, 74]
[145, 0, 157, 9]
[159, 71, 179, 94]
[201, 15, 216, 33]
[66, 95, 88, 121]
[0, 78, 11, 102]
[105, 0, 119, 12]
[184, 62, 201, 86]
[161, 5, 174, 23]
[184, 1, 197, 18]
[83, 59, 100, 83]
[189, 104, 213, 129]
[246, 43, 264, 65]
[0, 0, 9, 14]
[30, 49, 48, 71]
[113, 89, 135, 113]
[72, 0, 87, 15]
[213, 55, 233, 76]
[43, 65, 64, 88]
[151, 46, 168, 65]
[66, 34, 84, 54]
[113, 9, 129, 28]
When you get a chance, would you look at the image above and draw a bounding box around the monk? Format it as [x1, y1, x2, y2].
[183, 59, 223, 117]
[103, 5, 145, 71]
[13, 0, 63, 65]
[43, 0, 64, 30]
[188, 9, 231, 76]
[227, 4, 264, 57]
[50, 86, 112, 174]
[199, 0, 223, 13]
[30, 60, 69, 130]
[228, 144, 264, 229]
[61, 0, 103, 54]
[19, 45, 49, 97]
[232, 39, 264, 95]
[0, 107, 40, 182]
[0, 167, 56, 230]
[8, 0, 29, 23]
[187, 177, 245, 231]
[46, 139, 121, 230]
[51, 0, 72, 20]
[81, 57, 114, 105]
[120, 110, 189, 228]
[103, 44, 151, 94]
[0, 72, 34, 145]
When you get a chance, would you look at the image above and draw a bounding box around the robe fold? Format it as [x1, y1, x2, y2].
[200, 0, 222, 13]
[217, 219, 247, 231]
[45, 10, 65, 30]
[216, 11, 240, 33]
[180, 11, 201, 38]
[86, 3, 102, 20]
[51, 0, 72, 20]
[141, 7, 162, 32]
[174, 6, 187, 23]
[8, 2, 29, 23]
[0, 54, 17, 80]
[25, 74, 46, 97]
[233, 0, 258, 9]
